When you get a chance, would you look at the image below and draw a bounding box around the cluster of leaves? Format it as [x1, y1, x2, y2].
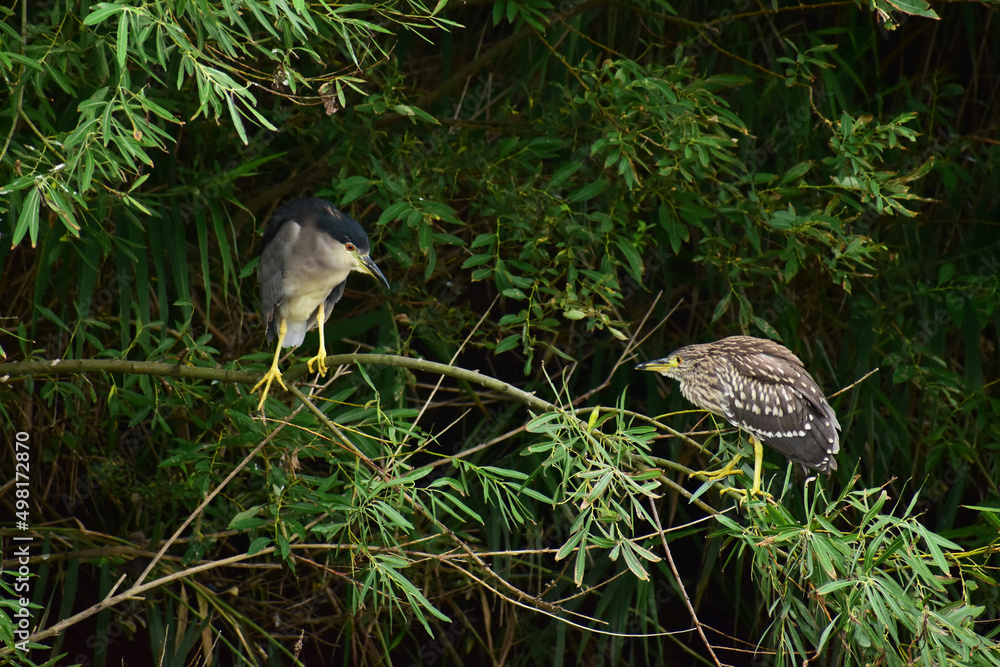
[720, 483, 1000, 665]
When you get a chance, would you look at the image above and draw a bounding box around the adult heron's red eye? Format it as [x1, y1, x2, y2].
[345, 243, 356, 252]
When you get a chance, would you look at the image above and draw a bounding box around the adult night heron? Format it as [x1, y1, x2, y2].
[251, 198, 389, 409]
[636, 336, 841, 498]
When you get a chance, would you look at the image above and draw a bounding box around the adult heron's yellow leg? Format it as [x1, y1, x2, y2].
[252, 318, 288, 410]
[306, 302, 329, 375]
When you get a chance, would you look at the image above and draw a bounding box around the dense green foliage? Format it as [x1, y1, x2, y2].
[1, 0, 998, 665]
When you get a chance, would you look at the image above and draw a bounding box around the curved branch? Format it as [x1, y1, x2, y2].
[0, 354, 553, 413]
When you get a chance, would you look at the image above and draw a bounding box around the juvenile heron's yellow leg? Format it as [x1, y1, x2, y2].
[718, 435, 770, 503]
[252, 318, 288, 410]
[749, 434, 764, 496]
[307, 302, 329, 375]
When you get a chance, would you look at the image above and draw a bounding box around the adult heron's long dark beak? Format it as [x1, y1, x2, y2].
[358, 254, 390, 290]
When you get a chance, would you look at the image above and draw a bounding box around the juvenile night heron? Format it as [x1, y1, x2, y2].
[637, 336, 840, 498]
[251, 198, 389, 409]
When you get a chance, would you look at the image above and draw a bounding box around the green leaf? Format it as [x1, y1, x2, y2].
[779, 160, 814, 185]
[615, 238, 644, 281]
[116, 11, 129, 70]
[711, 292, 732, 322]
[548, 162, 582, 190]
[884, 0, 940, 19]
[568, 179, 609, 203]
[815, 579, 856, 595]
[83, 2, 123, 25]
[339, 175, 372, 204]
[247, 537, 271, 556]
[226, 96, 249, 144]
[495, 333, 521, 354]
[471, 232, 496, 249]
[229, 506, 267, 530]
[420, 199, 461, 224]
[379, 201, 412, 224]
[704, 74, 752, 88]
[461, 253, 493, 269]
[12, 187, 42, 247]
[620, 542, 650, 581]
[556, 523, 586, 561]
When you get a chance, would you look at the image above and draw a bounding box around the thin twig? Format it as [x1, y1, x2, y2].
[648, 497, 726, 667]
[829, 366, 879, 399]
[633, 297, 685, 355]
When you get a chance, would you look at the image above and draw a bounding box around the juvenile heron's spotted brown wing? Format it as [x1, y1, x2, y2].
[638, 336, 842, 474]
[709, 337, 840, 472]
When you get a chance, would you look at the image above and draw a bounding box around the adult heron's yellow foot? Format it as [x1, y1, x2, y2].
[253, 318, 288, 410]
[307, 348, 329, 375]
[252, 365, 287, 410]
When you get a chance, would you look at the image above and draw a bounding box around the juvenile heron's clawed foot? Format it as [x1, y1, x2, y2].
[307, 348, 329, 375]
[252, 366, 287, 410]
[691, 452, 772, 504]
[690, 453, 744, 483]
[719, 485, 773, 505]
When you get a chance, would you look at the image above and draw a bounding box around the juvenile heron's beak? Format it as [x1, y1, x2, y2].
[635, 358, 678, 372]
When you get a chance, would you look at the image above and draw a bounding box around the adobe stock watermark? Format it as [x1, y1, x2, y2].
[8, 430, 35, 656]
